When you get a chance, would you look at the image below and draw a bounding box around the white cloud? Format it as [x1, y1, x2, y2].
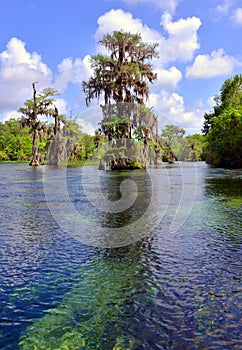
[160, 12, 201, 63]
[95, 9, 201, 65]
[185, 49, 236, 79]
[207, 96, 216, 108]
[154, 67, 182, 90]
[0, 37, 50, 75]
[76, 117, 96, 135]
[72, 55, 93, 83]
[54, 55, 93, 92]
[212, 1, 242, 25]
[0, 37, 52, 113]
[54, 58, 73, 92]
[122, 0, 179, 12]
[214, 0, 234, 16]
[54, 98, 68, 116]
[148, 91, 207, 134]
[95, 9, 161, 43]
[0, 37, 85, 122]
[232, 7, 242, 25]
[2, 110, 21, 122]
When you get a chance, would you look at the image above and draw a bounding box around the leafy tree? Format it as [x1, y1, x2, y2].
[68, 134, 96, 162]
[0, 117, 98, 164]
[161, 124, 185, 145]
[82, 31, 159, 106]
[160, 124, 185, 163]
[0, 119, 32, 161]
[82, 31, 159, 169]
[18, 83, 58, 166]
[182, 134, 206, 161]
[203, 74, 242, 168]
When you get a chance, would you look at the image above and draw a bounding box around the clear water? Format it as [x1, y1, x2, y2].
[0, 162, 241, 349]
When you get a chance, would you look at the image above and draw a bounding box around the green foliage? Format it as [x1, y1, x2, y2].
[158, 125, 206, 162]
[205, 106, 242, 167]
[0, 117, 98, 164]
[19, 83, 59, 166]
[82, 31, 159, 106]
[19, 257, 136, 349]
[0, 119, 32, 161]
[183, 134, 207, 161]
[203, 74, 242, 168]
[69, 133, 97, 162]
[161, 124, 185, 145]
[159, 125, 185, 162]
[0, 119, 207, 165]
[82, 31, 160, 170]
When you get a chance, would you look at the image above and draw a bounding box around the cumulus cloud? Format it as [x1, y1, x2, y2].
[2, 110, 21, 122]
[0, 37, 52, 113]
[214, 0, 234, 16]
[122, 0, 179, 12]
[160, 12, 201, 63]
[148, 91, 207, 134]
[95, 9, 161, 43]
[153, 67, 182, 90]
[212, 1, 242, 25]
[76, 118, 96, 135]
[54, 58, 73, 92]
[0, 37, 91, 123]
[95, 9, 201, 68]
[0, 37, 50, 75]
[185, 49, 236, 79]
[54, 55, 93, 92]
[54, 98, 68, 116]
[232, 7, 242, 25]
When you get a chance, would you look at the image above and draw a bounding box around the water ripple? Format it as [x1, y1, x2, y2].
[0, 163, 241, 349]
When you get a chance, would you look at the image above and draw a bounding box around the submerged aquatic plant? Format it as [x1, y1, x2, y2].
[19, 257, 137, 349]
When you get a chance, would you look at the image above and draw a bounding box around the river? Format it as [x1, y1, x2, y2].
[0, 162, 241, 349]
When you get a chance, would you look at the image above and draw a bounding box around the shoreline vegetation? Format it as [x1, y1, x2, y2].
[0, 116, 207, 166]
[0, 31, 241, 169]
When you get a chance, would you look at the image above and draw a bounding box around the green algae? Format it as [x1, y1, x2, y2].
[19, 258, 137, 350]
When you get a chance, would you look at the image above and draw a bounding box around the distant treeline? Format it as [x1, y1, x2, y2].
[0, 118, 96, 163]
[0, 118, 206, 164]
[1, 29, 241, 169]
[203, 74, 242, 168]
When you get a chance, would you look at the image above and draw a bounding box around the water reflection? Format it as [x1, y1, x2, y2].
[47, 165, 169, 247]
[0, 165, 55, 288]
[203, 168, 242, 239]
[19, 241, 157, 349]
[99, 170, 152, 229]
[0, 163, 241, 349]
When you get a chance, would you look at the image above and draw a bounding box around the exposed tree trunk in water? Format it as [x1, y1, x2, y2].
[47, 134, 70, 166]
[168, 149, 176, 164]
[47, 118, 80, 166]
[53, 107, 60, 136]
[29, 129, 40, 166]
[47, 106, 62, 166]
[29, 83, 40, 166]
[99, 103, 160, 170]
[82, 31, 160, 171]
[19, 83, 59, 166]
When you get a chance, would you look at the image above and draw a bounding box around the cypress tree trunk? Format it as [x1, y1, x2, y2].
[29, 128, 40, 166]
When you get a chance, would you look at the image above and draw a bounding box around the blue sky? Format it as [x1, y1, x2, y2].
[0, 0, 241, 134]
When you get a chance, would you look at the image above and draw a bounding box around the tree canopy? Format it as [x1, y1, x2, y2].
[18, 83, 59, 166]
[82, 31, 160, 170]
[203, 74, 242, 168]
[82, 31, 159, 106]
